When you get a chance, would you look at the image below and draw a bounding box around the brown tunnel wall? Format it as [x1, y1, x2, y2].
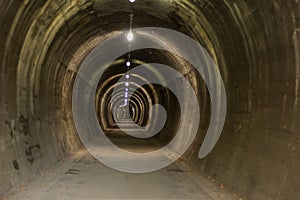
[0, 1, 299, 200]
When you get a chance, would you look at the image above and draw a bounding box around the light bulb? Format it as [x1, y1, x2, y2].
[125, 82, 129, 87]
[125, 88, 129, 92]
[127, 31, 134, 41]
[129, 0, 135, 2]
[125, 74, 130, 79]
[126, 61, 131, 67]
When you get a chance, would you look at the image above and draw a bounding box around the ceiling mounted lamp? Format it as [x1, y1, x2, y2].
[126, 14, 134, 42]
[129, 0, 136, 3]
[127, 31, 134, 42]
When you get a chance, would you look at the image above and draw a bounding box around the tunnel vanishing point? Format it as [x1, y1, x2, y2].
[0, 0, 300, 200]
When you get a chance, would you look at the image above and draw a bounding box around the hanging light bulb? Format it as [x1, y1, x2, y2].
[126, 61, 131, 67]
[127, 31, 134, 42]
[125, 82, 129, 87]
[125, 74, 130, 79]
[129, 0, 136, 3]
[125, 88, 129, 92]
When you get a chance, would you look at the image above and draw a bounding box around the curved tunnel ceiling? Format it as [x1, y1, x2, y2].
[0, 0, 299, 199]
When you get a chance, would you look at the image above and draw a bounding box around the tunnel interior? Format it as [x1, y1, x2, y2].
[95, 48, 186, 151]
[0, 0, 300, 200]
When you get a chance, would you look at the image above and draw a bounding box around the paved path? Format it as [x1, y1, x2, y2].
[6, 137, 236, 200]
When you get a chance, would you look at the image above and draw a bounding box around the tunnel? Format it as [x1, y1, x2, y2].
[0, 0, 299, 199]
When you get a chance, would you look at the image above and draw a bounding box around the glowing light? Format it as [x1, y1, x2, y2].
[126, 61, 131, 67]
[125, 94, 128, 98]
[127, 31, 134, 42]
[125, 88, 129, 92]
[129, 0, 135, 2]
[125, 74, 130, 79]
[125, 82, 129, 87]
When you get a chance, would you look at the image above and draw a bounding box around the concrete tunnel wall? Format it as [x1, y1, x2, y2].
[0, 0, 299, 200]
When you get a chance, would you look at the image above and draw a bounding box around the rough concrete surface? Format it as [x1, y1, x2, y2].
[0, 0, 299, 200]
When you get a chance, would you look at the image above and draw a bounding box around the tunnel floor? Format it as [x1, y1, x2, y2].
[5, 135, 236, 200]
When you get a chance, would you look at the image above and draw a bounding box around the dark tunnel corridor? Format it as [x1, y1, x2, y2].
[0, 0, 300, 200]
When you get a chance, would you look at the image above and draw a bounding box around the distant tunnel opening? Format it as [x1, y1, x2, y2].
[0, 1, 299, 200]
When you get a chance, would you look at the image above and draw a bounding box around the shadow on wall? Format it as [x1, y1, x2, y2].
[0, 0, 299, 200]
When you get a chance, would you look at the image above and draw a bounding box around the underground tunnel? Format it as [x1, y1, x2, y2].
[0, 0, 299, 199]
